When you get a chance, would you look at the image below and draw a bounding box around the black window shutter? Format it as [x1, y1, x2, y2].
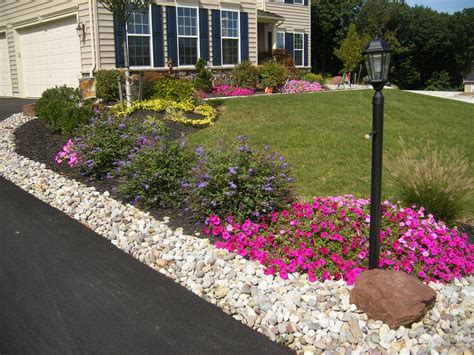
[285, 33, 294, 59]
[240, 12, 249, 61]
[166, 6, 178, 66]
[211, 10, 221, 66]
[152, 5, 164, 67]
[113, 14, 125, 68]
[304, 33, 308, 67]
[285, 0, 294, 4]
[199, 8, 209, 62]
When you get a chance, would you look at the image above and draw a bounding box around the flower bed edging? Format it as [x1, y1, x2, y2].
[1, 114, 473, 354]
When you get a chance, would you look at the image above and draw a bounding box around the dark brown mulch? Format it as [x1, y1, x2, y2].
[14, 117, 205, 238]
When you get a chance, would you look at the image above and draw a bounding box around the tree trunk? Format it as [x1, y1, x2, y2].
[122, 23, 132, 107]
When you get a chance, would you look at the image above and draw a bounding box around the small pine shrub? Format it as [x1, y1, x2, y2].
[184, 136, 295, 221]
[387, 140, 474, 224]
[95, 70, 121, 101]
[152, 77, 196, 102]
[194, 58, 213, 93]
[259, 61, 290, 88]
[35, 85, 92, 134]
[230, 61, 260, 89]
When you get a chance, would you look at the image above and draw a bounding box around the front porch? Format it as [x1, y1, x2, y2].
[257, 10, 284, 64]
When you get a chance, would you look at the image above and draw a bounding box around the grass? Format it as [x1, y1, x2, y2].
[189, 90, 474, 217]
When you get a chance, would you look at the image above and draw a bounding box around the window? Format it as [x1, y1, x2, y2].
[177, 7, 199, 66]
[294, 33, 304, 67]
[221, 10, 239, 65]
[127, 8, 152, 67]
[294, 0, 304, 4]
[276, 31, 285, 49]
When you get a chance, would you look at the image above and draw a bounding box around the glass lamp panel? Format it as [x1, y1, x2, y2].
[382, 52, 391, 81]
[371, 53, 383, 80]
[364, 56, 372, 80]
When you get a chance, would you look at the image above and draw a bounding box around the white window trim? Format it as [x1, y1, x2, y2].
[220, 9, 240, 67]
[176, 5, 200, 68]
[127, 5, 154, 69]
[293, 0, 305, 5]
[293, 32, 304, 67]
[276, 31, 285, 49]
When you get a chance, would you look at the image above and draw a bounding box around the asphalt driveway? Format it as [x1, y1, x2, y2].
[0, 99, 292, 354]
[0, 98, 35, 121]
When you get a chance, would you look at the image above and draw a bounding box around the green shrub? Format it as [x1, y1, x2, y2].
[230, 61, 260, 89]
[259, 61, 289, 88]
[194, 58, 213, 93]
[303, 73, 326, 84]
[185, 136, 295, 221]
[35, 85, 92, 134]
[387, 140, 474, 224]
[117, 133, 191, 209]
[95, 70, 121, 101]
[152, 77, 196, 102]
[425, 70, 453, 91]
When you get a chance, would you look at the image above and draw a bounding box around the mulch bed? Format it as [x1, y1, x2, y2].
[14, 115, 205, 238]
[13, 114, 474, 244]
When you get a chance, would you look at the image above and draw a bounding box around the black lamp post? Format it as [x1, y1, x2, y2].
[363, 37, 392, 270]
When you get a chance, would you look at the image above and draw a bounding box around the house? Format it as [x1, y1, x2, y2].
[0, 0, 311, 98]
[464, 71, 474, 93]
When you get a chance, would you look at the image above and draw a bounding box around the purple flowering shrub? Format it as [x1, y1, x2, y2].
[213, 85, 255, 97]
[279, 80, 322, 94]
[184, 136, 295, 221]
[69, 110, 168, 179]
[206, 195, 474, 285]
[116, 135, 191, 208]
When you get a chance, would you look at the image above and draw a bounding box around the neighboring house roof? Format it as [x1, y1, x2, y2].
[257, 10, 284, 21]
[465, 71, 474, 83]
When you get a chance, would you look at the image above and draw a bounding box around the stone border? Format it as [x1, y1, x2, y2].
[1, 114, 472, 354]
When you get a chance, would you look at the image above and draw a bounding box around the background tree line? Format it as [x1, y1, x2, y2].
[311, 0, 474, 90]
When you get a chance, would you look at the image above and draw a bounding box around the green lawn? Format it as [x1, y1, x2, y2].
[189, 90, 473, 214]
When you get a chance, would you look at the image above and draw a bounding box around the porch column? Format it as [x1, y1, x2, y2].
[272, 23, 277, 49]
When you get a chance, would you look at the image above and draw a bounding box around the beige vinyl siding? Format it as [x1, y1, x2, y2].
[0, 0, 91, 96]
[264, 0, 311, 66]
[78, 1, 93, 73]
[96, 1, 258, 69]
[96, 3, 115, 69]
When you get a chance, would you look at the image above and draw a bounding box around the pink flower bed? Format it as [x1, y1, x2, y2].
[280, 80, 322, 94]
[55, 139, 81, 167]
[213, 85, 255, 97]
[205, 195, 473, 285]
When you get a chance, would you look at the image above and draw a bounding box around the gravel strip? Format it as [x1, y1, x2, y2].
[1, 113, 473, 355]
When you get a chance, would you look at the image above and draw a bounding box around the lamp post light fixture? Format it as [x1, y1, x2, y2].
[363, 36, 392, 270]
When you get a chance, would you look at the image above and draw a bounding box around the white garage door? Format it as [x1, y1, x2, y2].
[19, 17, 81, 98]
[0, 33, 13, 97]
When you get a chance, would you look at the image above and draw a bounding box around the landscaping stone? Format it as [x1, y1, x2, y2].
[350, 269, 437, 329]
[0, 114, 473, 353]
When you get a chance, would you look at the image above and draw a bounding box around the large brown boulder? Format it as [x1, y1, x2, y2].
[349, 269, 436, 329]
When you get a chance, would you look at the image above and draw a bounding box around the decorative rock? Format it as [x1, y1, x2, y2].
[350, 270, 437, 329]
[1, 114, 472, 354]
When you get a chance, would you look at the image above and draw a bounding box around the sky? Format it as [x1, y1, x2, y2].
[404, 0, 473, 13]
